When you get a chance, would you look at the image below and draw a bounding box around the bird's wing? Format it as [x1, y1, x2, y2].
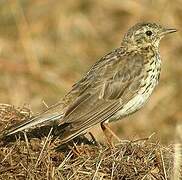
[59, 48, 146, 143]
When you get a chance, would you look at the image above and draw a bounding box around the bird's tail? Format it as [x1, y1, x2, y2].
[3, 102, 65, 137]
[4, 113, 63, 136]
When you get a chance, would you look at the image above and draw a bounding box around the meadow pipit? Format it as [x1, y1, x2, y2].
[3, 22, 177, 145]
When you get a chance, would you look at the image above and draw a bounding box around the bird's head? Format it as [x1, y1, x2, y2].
[123, 22, 177, 49]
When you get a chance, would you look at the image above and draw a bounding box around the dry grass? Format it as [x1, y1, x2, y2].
[0, 138, 174, 180]
[0, 104, 178, 179]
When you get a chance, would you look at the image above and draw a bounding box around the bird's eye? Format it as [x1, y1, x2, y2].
[146, 30, 152, 36]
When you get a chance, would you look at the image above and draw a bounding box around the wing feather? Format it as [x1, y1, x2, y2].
[60, 100, 121, 143]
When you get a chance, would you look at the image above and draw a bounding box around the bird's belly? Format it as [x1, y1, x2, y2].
[109, 55, 161, 122]
[110, 82, 156, 121]
[117, 93, 150, 117]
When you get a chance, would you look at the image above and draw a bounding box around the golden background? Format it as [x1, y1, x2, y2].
[0, 0, 181, 144]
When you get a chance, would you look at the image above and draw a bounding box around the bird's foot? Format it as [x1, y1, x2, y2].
[100, 122, 121, 149]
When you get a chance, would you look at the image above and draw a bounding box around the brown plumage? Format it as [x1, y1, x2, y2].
[3, 22, 177, 144]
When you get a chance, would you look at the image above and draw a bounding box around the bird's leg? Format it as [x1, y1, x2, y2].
[100, 122, 121, 148]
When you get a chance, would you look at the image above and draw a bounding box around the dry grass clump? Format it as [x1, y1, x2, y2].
[0, 104, 178, 179]
[0, 138, 174, 180]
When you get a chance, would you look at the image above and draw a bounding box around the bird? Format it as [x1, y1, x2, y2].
[3, 22, 177, 145]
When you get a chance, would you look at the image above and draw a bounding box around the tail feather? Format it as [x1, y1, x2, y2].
[5, 113, 63, 136]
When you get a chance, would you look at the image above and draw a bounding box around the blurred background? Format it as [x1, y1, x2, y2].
[0, 0, 181, 144]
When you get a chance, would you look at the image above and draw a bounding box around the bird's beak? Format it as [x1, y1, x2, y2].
[161, 28, 177, 36]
